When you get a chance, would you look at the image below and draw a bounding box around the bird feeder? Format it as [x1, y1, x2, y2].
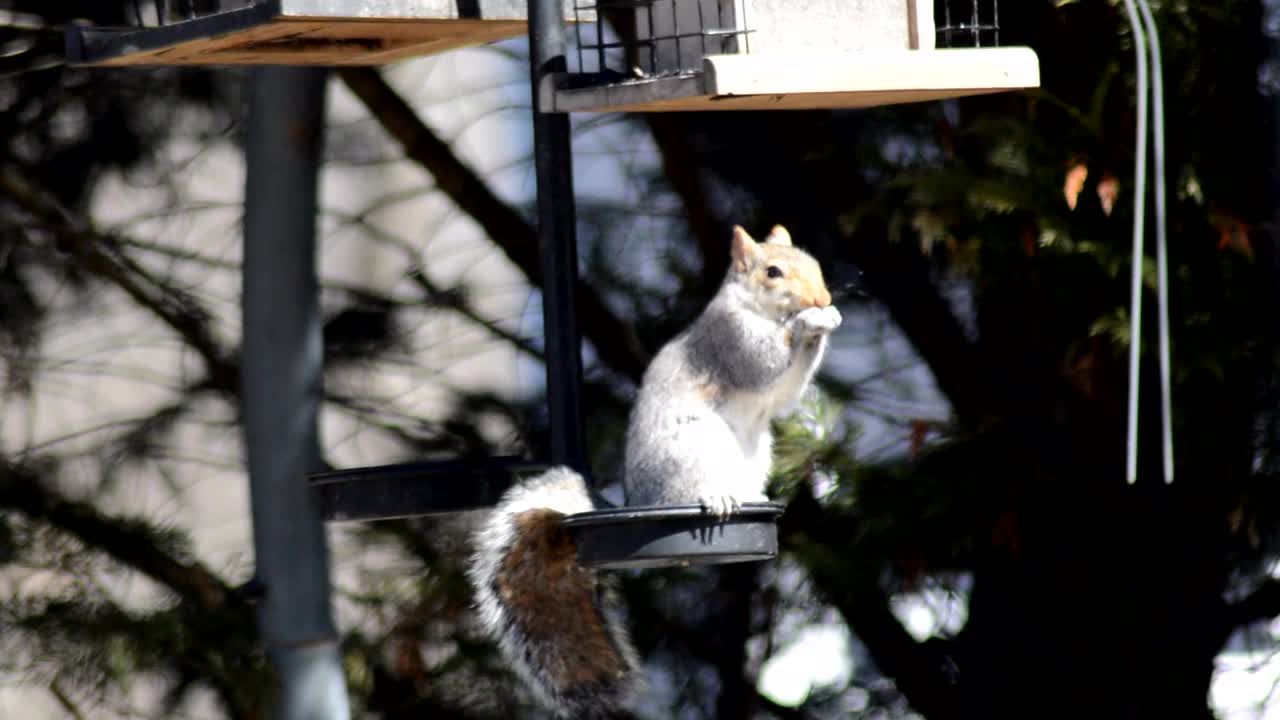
[65, 0, 583, 66]
[309, 460, 785, 569]
[548, 0, 1039, 112]
[564, 502, 784, 569]
[70, 0, 1042, 571]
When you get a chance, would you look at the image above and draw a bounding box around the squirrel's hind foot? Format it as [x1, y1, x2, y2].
[698, 494, 743, 520]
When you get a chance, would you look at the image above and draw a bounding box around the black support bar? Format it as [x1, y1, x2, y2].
[309, 457, 550, 521]
[529, 0, 587, 473]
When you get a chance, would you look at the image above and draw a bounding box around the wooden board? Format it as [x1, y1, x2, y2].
[908, 0, 935, 50]
[74, 16, 530, 66]
[547, 47, 1040, 113]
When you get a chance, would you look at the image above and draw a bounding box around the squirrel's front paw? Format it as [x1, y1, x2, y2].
[698, 494, 742, 521]
[793, 305, 842, 335]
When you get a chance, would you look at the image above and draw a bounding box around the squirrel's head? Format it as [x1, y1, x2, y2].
[728, 225, 832, 320]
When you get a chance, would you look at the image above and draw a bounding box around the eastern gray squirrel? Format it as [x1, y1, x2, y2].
[467, 225, 841, 717]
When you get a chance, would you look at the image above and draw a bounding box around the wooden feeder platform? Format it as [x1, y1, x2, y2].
[547, 46, 1040, 112]
[65, 0, 582, 67]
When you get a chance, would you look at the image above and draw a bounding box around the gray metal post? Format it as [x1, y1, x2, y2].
[242, 66, 350, 720]
[528, 0, 587, 471]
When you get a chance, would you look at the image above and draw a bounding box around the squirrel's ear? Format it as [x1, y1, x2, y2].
[731, 225, 760, 271]
[765, 225, 792, 246]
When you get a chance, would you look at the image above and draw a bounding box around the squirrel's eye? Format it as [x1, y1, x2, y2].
[766, 266, 784, 279]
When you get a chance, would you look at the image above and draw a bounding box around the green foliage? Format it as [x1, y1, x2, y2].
[4, 597, 268, 715]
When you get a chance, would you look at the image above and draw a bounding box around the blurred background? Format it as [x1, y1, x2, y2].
[1, 1, 1279, 718]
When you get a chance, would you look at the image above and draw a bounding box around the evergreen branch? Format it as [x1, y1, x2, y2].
[365, 662, 493, 720]
[0, 462, 267, 715]
[755, 692, 809, 720]
[839, 211, 993, 427]
[638, 600, 811, 719]
[48, 679, 87, 720]
[780, 486, 964, 720]
[0, 168, 239, 395]
[0, 460, 235, 612]
[335, 66, 651, 382]
[715, 563, 758, 719]
[1224, 578, 1280, 634]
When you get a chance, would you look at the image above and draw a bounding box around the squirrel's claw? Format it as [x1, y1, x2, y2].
[698, 494, 741, 520]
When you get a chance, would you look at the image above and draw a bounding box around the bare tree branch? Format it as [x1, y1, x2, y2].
[336, 66, 650, 382]
[407, 268, 543, 361]
[645, 116, 728, 290]
[597, 13, 727, 290]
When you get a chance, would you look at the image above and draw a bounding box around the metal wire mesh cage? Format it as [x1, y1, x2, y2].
[935, 0, 1000, 48]
[569, 0, 751, 80]
[124, 0, 256, 27]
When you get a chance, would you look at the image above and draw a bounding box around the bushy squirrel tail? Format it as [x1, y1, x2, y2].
[468, 466, 640, 718]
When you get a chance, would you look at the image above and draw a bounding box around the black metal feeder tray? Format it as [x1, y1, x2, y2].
[563, 501, 785, 570]
[309, 456, 549, 522]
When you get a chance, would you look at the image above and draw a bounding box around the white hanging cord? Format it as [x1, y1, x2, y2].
[1120, 0, 1172, 485]
[1121, 0, 1149, 485]
[1136, 0, 1173, 484]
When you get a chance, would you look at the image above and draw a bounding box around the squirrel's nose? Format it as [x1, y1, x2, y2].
[812, 289, 832, 308]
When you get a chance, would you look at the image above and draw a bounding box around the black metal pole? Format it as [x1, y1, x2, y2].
[528, 0, 587, 472]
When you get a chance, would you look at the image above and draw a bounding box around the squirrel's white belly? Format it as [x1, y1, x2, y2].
[717, 393, 771, 453]
[716, 393, 775, 488]
[623, 393, 771, 506]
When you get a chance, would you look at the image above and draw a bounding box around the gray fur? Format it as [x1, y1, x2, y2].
[467, 230, 840, 715]
[624, 260, 841, 512]
[467, 467, 640, 717]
